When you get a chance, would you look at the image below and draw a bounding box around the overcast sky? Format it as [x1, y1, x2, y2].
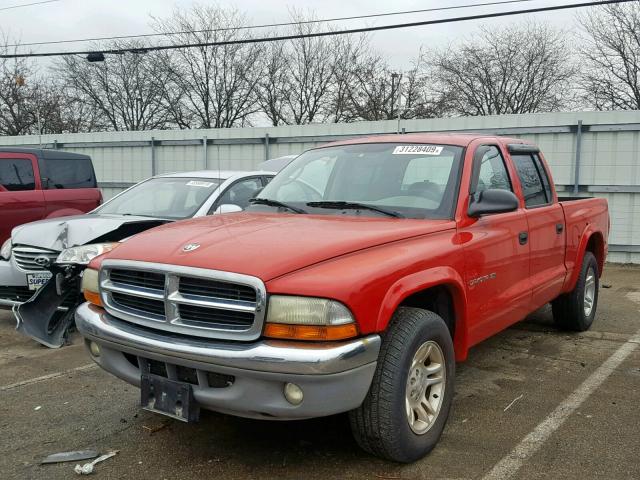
[3, 0, 584, 68]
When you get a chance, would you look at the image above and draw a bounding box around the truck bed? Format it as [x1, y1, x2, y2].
[559, 196, 609, 290]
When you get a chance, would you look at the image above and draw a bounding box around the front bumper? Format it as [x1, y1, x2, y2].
[75, 303, 381, 420]
[0, 259, 30, 309]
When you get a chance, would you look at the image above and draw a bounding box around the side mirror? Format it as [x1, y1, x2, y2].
[468, 189, 519, 217]
[214, 204, 243, 214]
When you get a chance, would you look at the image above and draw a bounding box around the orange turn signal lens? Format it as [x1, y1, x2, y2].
[84, 290, 103, 307]
[264, 323, 358, 341]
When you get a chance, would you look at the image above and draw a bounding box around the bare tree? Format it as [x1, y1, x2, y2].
[256, 41, 291, 126]
[35, 81, 107, 133]
[578, 3, 640, 110]
[278, 11, 339, 125]
[338, 50, 444, 122]
[0, 39, 39, 135]
[152, 5, 264, 129]
[56, 42, 173, 131]
[430, 23, 576, 116]
[257, 11, 373, 125]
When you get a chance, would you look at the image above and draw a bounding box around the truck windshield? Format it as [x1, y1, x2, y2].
[254, 143, 464, 219]
[95, 177, 221, 219]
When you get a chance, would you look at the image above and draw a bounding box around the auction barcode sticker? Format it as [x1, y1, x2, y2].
[392, 145, 444, 155]
[186, 180, 215, 188]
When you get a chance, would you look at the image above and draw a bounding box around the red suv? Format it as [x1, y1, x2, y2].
[0, 148, 101, 244]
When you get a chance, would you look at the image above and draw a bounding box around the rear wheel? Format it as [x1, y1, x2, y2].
[349, 307, 455, 463]
[552, 251, 599, 331]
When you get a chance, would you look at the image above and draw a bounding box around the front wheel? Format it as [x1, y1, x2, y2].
[349, 307, 455, 463]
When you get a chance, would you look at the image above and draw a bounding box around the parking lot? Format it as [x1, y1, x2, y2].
[0, 264, 638, 480]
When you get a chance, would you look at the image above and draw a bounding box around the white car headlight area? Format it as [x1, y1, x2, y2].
[0, 239, 12, 261]
[56, 243, 120, 265]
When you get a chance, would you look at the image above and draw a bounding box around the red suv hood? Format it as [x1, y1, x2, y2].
[104, 213, 454, 281]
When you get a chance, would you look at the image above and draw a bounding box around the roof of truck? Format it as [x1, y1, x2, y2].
[318, 133, 531, 148]
[0, 147, 91, 159]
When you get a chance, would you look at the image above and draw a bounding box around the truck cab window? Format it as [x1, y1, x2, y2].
[472, 146, 512, 201]
[0, 159, 35, 191]
[533, 154, 553, 203]
[512, 154, 549, 207]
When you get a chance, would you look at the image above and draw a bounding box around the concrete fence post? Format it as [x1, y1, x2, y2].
[203, 136, 208, 169]
[151, 137, 157, 176]
[573, 120, 583, 194]
[264, 133, 270, 161]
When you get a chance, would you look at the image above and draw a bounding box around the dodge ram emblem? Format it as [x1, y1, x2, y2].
[182, 243, 201, 252]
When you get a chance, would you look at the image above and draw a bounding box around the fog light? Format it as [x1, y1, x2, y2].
[283, 382, 304, 405]
[89, 341, 101, 357]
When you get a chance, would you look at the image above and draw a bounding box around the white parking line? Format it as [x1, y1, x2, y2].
[483, 327, 640, 480]
[0, 363, 97, 392]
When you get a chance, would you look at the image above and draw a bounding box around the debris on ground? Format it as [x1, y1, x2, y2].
[74, 451, 118, 475]
[142, 420, 169, 434]
[34, 406, 42, 411]
[602, 283, 612, 288]
[503, 394, 524, 412]
[41, 450, 99, 464]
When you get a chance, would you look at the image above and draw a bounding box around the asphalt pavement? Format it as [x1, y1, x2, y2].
[1, 264, 638, 479]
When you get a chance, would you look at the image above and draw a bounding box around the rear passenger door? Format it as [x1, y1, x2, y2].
[510, 151, 566, 309]
[0, 154, 45, 243]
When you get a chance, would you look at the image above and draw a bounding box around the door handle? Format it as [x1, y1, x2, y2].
[519, 231, 528, 245]
[556, 223, 564, 234]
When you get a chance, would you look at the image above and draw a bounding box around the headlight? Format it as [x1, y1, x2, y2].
[56, 243, 120, 265]
[81, 268, 102, 307]
[264, 295, 358, 341]
[0, 239, 11, 260]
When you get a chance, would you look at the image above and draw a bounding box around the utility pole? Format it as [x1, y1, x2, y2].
[391, 72, 403, 134]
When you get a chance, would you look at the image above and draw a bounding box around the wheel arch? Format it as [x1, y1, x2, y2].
[585, 231, 605, 275]
[376, 267, 470, 361]
[566, 228, 606, 292]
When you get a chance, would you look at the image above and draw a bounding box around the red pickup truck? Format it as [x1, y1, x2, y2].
[0, 148, 101, 244]
[76, 134, 609, 462]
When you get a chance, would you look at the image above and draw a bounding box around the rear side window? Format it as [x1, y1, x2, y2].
[511, 154, 550, 207]
[533, 154, 553, 203]
[41, 158, 96, 189]
[0, 159, 35, 191]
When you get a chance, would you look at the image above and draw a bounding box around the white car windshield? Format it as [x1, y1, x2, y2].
[95, 177, 222, 219]
[253, 143, 464, 219]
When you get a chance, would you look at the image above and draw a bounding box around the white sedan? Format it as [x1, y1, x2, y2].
[0, 169, 275, 310]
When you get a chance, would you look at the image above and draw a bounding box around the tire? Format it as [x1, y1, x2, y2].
[552, 251, 599, 331]
[349, 307, 455, 463]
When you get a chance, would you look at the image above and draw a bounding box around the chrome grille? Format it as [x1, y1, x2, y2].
[12, 246, 59, 272]
[100, 260, 266, 341]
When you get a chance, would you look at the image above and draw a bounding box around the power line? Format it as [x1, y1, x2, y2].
[0, 0, 634, 59]
[6, 0, 544, 48]
[0, 0, 60, 12]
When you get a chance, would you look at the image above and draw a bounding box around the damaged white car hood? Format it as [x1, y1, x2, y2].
[11, 214, 170, 251]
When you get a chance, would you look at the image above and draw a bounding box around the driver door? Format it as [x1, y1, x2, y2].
[459, 145, 531, 345]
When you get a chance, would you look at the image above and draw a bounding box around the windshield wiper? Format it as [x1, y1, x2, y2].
[306, 201, 404, 218]
[249, 198, 307, 214]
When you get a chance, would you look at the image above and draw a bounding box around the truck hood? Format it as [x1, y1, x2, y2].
[104, 212, 454, 281]
[11, 214, 170, 251]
